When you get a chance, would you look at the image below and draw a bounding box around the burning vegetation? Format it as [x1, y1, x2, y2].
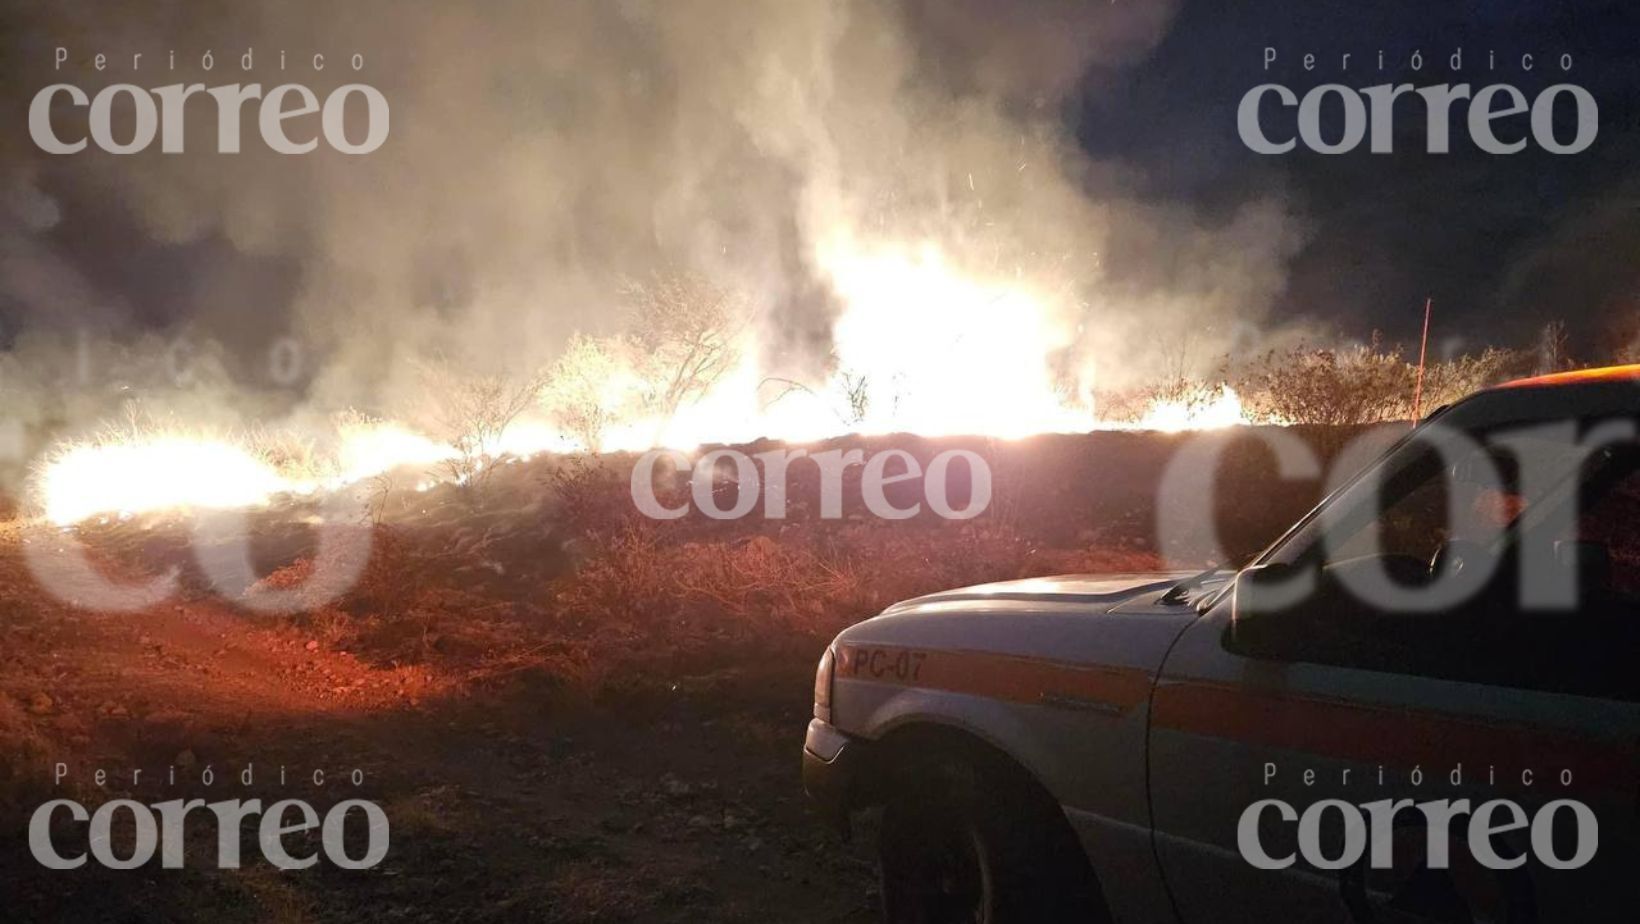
[20, 312, 1575, 528]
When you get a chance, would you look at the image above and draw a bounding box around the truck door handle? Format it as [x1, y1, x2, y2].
[1038, 692, 1125, 716]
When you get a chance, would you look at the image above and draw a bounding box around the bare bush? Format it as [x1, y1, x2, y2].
[545, 453, 640, 539]
[366, 472, 398, 525]
[1417, 346, 1529, 410]
[536, 272, 748, 449]
[622, 270, 746, 426]
[1233, 335, 1528, 425]
[1235, 336, 1415, 425]
[1535, 319, 1574, 373]
[539, 334, 644, 452]
[839, 371, 872, 425]
[1092, 377, 1230, 424]
[415, 358, 546, 493]
[759, 367, 875, 430]
[244, 425, 324, 482]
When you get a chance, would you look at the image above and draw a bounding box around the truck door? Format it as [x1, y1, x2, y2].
[1146, 429, 1640, 923]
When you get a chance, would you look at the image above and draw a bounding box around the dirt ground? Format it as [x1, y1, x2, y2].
[0, 426, 1389, 921]
[0, 528, 884, 921]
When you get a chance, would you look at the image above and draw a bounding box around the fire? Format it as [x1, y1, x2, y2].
[333, 421, 456, 484]
[814, 242, 1091, 438]
[40, 436, 290, 526]
[31, 240, 1258, 525]
[1134, 386, 1251, 433]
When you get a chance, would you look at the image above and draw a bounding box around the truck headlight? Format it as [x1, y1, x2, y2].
[813, 647, 835, 724]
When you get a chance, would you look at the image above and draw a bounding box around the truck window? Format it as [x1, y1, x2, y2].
[1261, 415, 1640, 701]
[1561, 455, 1640, 598]
[1324, 430, 1581, 568]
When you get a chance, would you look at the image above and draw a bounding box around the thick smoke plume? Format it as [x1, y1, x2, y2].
[0, 0, 1304, 489]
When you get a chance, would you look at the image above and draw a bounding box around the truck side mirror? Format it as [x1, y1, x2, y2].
[1226, 562, 1309, 657]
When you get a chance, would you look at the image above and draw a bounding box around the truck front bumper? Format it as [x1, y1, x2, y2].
[802, 718, 873, 838]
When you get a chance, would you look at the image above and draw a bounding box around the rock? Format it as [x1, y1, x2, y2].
[304, 640, 320, 651]
[26, 692, 53, 715]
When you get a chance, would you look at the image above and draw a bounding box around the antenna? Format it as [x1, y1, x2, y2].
[1411, 297, 1432, 422]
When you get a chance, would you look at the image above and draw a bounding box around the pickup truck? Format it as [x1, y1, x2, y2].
[803, 367, 1640, 923]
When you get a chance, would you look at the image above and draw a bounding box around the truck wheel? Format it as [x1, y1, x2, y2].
[877, 758, 1103, 924]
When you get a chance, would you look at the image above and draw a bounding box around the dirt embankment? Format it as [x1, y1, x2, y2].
[0, 424, 1391, 921]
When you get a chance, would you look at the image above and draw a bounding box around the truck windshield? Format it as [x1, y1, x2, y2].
[1265, 402, 1640, 581]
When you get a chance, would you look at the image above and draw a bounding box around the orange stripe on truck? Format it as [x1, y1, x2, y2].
[836, 644, 1152, 714]
[837, 646, 1635, 793]
[1151, 679, 1636, 794]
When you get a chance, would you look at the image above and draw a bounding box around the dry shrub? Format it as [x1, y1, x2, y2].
[553, 522, 855, 643]
[552, 517, 1162, 654]
[247, 558, 361, 643]
[246, 524, 441, 647]
[1097, 377, 1235, 424]
[1234, 336, 1527, 425]
[243, 426, 325, 482]
[544, 453, 641, 539]
[1417, 346, 1530, 410]
[539, 335, 647, 451]
[1601, 312, 1640, 365]
[622, 269, 746, 424]
[1236, 337, 1415, 424]
[346, 525, 437, 620]
[538, 270, 749, 450]
[414, 358, 546, 493]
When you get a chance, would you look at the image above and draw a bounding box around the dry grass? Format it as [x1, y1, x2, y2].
[1233, 336, 1531, 425]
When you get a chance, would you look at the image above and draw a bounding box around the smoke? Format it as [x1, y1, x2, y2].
[0, 0, 1305, 477]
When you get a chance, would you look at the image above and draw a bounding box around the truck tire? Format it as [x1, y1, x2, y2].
[877, 755, 1104, 924]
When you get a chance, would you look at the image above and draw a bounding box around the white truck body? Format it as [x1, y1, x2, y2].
[805, 369, 1640, 923]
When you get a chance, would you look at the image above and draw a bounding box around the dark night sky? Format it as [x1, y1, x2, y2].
[1077, 0, 1640, 352]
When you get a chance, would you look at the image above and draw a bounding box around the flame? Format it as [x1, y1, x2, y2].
[40, 436, 290, 526]
[33, 239, 1258, 524]
[334, 421, 456, 484]
[816, 242, 1090, 438]
[1134, 386, 1251, 433]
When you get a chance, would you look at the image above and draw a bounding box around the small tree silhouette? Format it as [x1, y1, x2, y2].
[622, 270, 746, 429]
[415, 358, 545, 493]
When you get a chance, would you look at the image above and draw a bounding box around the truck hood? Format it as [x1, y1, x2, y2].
[836, 570, 1213, 708]
[879, 571, 1198, 616]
